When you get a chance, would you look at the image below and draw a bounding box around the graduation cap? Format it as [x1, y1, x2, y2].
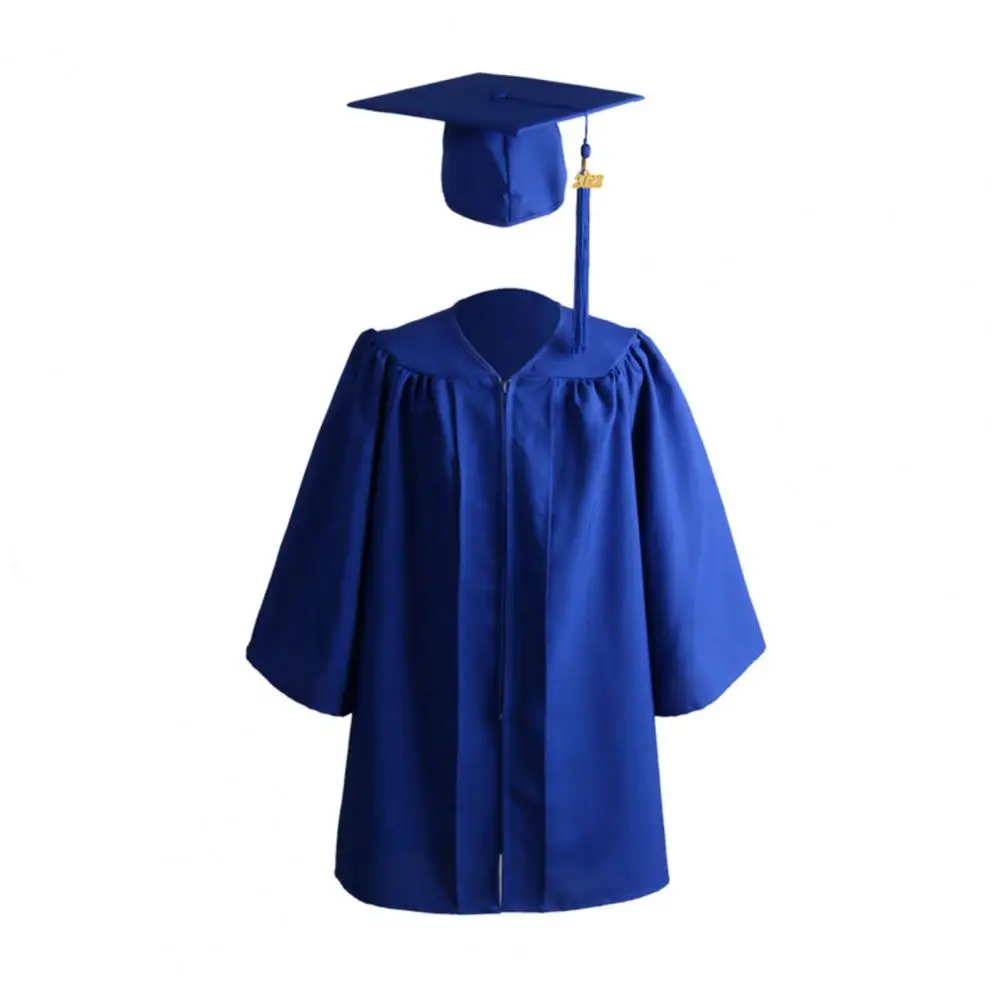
[348, 73, 643, 352]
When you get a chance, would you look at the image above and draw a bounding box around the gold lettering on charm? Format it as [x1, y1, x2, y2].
[573, 171, 604, 189]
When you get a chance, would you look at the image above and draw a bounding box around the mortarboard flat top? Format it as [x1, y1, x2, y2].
[348, 72, 643, 135]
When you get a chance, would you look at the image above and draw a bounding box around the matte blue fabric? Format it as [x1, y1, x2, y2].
[573, 183, 590, 351]
[348, 73, 642, 227]
[247, 288, 765, 914]
[347, 72, 642, 134]
[441, 123, 568, 227]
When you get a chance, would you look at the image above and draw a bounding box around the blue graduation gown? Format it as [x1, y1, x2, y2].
[248, 289, 765, 913]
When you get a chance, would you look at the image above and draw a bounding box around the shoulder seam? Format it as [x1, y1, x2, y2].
[552, 327, 644, 383]
[364, 331, 460, 381]
[362, 325, 646, 384]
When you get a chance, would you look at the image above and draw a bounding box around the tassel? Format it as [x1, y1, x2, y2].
[572, 119, 600, 354]
[573, 176, 590, 353]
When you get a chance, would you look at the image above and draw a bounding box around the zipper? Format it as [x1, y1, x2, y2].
[498, 376, 508, 720]
[497, 376, 510, 907]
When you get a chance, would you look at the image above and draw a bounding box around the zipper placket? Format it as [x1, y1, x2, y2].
[497, 376, 510, 908]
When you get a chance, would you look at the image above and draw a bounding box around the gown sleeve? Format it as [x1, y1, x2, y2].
[632, 333, 766, 717]
[246, 330, 386, 716]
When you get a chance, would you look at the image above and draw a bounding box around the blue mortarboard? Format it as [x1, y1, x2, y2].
[348, 73, 643, 352]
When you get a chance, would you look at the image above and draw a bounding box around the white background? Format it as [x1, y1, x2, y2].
[2, 1, 999, 998]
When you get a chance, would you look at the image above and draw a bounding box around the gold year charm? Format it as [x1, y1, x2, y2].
[573, 171, 604, 189]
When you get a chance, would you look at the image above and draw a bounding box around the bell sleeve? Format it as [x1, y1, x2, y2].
[632, 333, 766, 717]
[246, 330, 387, 716]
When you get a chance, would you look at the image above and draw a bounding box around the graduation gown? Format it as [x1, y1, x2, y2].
[248, 288, 765, 914]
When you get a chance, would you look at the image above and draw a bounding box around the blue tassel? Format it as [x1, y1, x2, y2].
[572, 125, 592, 354]
[573, 183, 589, 353]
